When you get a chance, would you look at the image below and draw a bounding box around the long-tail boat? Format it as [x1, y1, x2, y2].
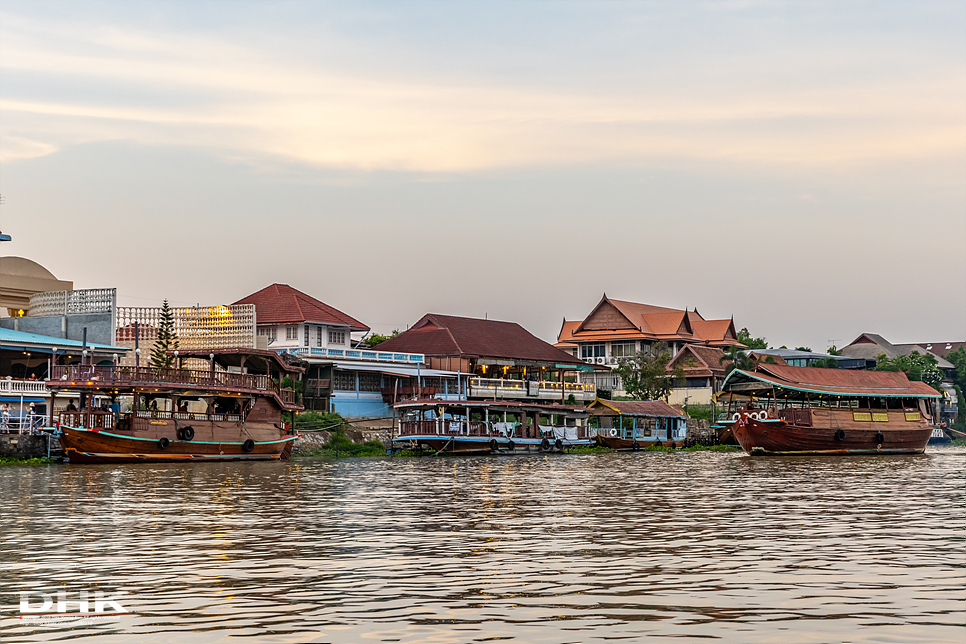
[393, 399, 595, 454]
[47, 349, 304, 463]
[718, 364, 941, 455]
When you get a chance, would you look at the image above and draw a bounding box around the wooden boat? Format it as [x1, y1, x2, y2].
[393, 399, 595, 454]
[719, 364, 941, 455]
[47, 349, 304, 463]
[586, 399, 688, 450]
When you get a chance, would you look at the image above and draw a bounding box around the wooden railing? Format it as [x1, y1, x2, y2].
[381, 387, 437, 402]
[49, 365, 300, 407]
[779, 408, 812, 426]
[58, 411, 115, 429]
[398, 420, 595, 440]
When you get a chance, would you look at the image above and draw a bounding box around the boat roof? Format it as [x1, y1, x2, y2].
[394, 398, 590, 414]
[172, 348, 304, 374]
[587, 398, 687, 418]
[0, 327, 128, 354]
[722, 364, 941, 399]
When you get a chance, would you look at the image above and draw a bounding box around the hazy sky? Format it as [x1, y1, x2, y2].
[1, 1, 964, 351]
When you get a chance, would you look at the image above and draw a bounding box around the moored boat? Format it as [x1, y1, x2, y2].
[393, 399, 595, 454]
[719, 364, 941, 455]
[586, 399, 688, 450]
[47, 349, 304, 463]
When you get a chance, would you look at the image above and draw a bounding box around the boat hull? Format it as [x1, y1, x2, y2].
[594, 435, 677, 450]
[392, 434, 593, 454]
[58, 426, 296, 464]
[729, 418, 931, 455]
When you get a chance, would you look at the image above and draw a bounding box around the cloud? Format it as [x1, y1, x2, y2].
[1, 9, 963, 172]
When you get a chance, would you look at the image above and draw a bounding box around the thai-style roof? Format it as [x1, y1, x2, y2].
[233, 284, 368, 331]
[588, 398, 687, 417]
[557, 294, 741, 349]
[667, 344, 729, 377]
[377, 314, 585, 365]
[723, 364, 941, 399]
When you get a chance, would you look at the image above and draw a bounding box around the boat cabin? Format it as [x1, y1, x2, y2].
[586, 398, 688, 442]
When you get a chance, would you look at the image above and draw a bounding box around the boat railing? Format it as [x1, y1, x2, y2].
[49, 365, 298, 404]
[58, 411, 115, 430]
[778, 408, 812, 426]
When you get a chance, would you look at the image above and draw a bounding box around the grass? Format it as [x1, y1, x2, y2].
[950, 439, 966, 447]
[565, 446, 615, 454]
[0, 456, 56, 466]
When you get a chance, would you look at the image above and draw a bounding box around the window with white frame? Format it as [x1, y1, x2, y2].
[304, 325, 310, 347]
[581, 343, 605, 359]
[611, 342, 636, 358]
[286, 325, 297, 341]
[316, 326, 323, 347]
[258, 326, 277, 342]
[328, 329, 346, 345]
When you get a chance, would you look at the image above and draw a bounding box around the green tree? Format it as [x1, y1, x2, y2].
[736, 327, 768, 350]
[615, 342, 684, 401]
[947, 347, 966, 391]
[794, 346, 812, 352]
[827, 345, 843, 356]
[875, 351, 943, 391]
[810, 357, 839, 369]
[365, 330, 400, 347]
[150, 299, 179, 370]
[720, 345, 754, 376]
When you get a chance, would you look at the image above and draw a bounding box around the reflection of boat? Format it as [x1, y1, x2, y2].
[393, 399, 595, 454]
[587, 399, 688, 449]
[49, 349, 304, 463]
[719, 365, 940, 455]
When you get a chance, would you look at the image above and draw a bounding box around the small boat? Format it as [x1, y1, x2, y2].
[586, 399, 688, 450]
[47, 349, 304, 463]
[927, 426, 951, 445]
[719, 364, 941, 455]
[393, 399, 595, 454]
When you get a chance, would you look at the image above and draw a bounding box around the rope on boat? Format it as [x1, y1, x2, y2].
[434, 438, 453, 456]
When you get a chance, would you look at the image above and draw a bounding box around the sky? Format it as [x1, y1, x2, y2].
[1, 0, 964, 352]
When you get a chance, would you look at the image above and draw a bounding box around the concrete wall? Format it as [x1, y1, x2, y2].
[0, 433, 54, 459]
[0, 313, 114, 346]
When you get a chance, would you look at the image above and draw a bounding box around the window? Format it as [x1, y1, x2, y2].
[581, 344, 605, 359]
[328, 329, 346, 345]
[258, 326, 277, 342]
[611, 342, 635, 358]
[333, 371, 355, 391]
[304, 326, 310, 347]
[316, 326, 323, 347]
[286, 326, 297, 341]
[359, 373, 382, 392]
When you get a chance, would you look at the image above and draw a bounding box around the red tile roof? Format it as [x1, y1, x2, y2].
[233, 284, 369, 331]
[377, 314, 585, 365]
[667, 344, 728, 377]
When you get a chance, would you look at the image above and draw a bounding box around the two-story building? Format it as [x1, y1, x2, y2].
[556, 294, 742, 402]
[375, 313, 596, 404]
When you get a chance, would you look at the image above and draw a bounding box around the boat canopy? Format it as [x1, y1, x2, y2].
[721, 364, 941, 400]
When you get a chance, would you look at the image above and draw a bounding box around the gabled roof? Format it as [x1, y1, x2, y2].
[233, 284, 368, 331]
[907, 341, 966, 359]
[723, 364, 941, 398]
[560, 294, 739, 348]
[377, 313, 584, 365]
[588, 398, 687, 418]
[667, 344, 728, 376]
[842, 333, 953, 368]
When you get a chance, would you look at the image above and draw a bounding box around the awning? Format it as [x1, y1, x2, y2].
[333, 362, 462, 378]
[0, 396, 45, 402]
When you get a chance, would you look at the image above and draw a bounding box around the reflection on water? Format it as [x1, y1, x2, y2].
[1, 448, 964, 643]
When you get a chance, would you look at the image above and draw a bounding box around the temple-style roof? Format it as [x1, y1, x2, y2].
[233, 284, 368, 331]
[557, 294, 740, 348]
[377, 314, 585, 365]
[667, 344, 729, 377]
[723, 364, 941, 399]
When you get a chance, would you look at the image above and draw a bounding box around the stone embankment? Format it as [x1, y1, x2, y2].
[291, 424, 391, 456]
[0, 434, 57, 459]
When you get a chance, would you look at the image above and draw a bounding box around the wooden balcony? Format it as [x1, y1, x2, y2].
[467, 378, 596, 402]
[382, 386, 437, 403]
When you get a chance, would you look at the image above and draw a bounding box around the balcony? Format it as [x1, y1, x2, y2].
[467, 378, 596, 402]
[0, 377, 50, 396]
[283, 347, 425, 364]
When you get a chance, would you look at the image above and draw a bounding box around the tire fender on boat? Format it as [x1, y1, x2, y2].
[242, 439, 255, 453]
[834, 429, 846, 441]
[181, 426, 195, 441]
[490, 438, 498, 452]
[540, 438, 550, 451]
[157, 437, 169, 450]
[554, 438, 563, 452]
[875, 431, 885, 445]
[632, 441, 640, 451]
[506, 440, 515, 451]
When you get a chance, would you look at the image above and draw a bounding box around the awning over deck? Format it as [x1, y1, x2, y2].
[722, 365, 941, 399]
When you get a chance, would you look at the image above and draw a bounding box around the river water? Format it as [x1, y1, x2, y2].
[1, 447, 964, 643]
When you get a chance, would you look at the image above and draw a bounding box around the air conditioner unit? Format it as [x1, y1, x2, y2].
[608, 357, 618, 364]
[584, 358, 595, 364]
[596, 357, 605, 364]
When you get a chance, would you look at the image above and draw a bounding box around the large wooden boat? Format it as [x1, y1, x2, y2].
[393, 399, 595, 454]
[47, 349, 304, 463]
[718, 364, 941, 455]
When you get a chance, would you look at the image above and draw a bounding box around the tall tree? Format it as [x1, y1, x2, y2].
[615, 342, 684, 401]
[365, 330, 400, 347]
[736, 327, 768, 350]
[150, 299, 179, 370]
[875, 351, 943, 391]
[721, 345, 754, 375]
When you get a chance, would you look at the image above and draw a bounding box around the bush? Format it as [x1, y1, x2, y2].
[684, 404, 714, 421]
[295, 411, 346, 431]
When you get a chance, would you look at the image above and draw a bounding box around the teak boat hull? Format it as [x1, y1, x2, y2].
[730, 418, 931, 455]
[58, 426, 297, 464]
